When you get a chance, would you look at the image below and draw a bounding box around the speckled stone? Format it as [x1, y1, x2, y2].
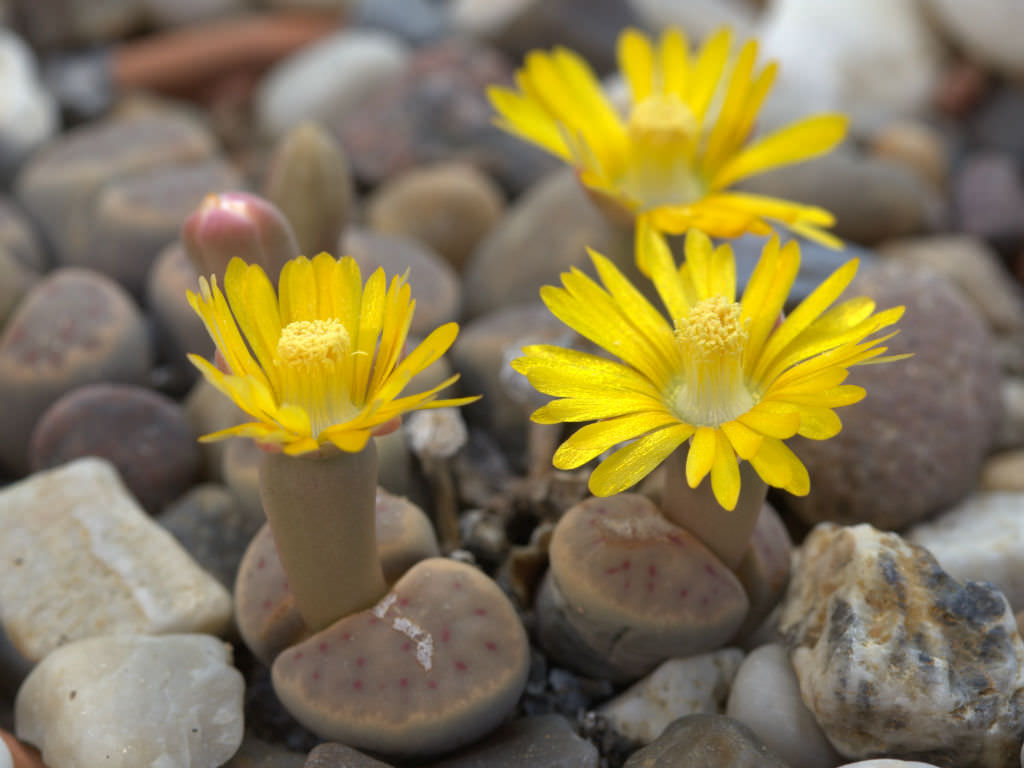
[0, 457, 232, 662]
[0, 268, 152, 474]
[907, 492, 1024, 609]
[780, 523, 1024, 766]
[622, 714, 789, 768]
[425, 714, 598, 768]
[786, 263, 1002, 529]
[334, 39, 559, 195]
[29, 383, 200, 514]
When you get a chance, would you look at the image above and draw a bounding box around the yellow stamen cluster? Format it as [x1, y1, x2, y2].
[673, 297, 755, 426]
[275, 319, 357, 437]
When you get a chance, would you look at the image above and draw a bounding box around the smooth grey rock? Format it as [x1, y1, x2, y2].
[15, 634, 244, 768]
[258, 30, 408, 139]
[998, 378, 1024, 451]
[305, 742, 396, 767]
[738, 151, 941, 246]
[786, 263, 1003, 529]
[780, 523, 1024, 767]
[924, 0, 1024, 78]
[600, 649, 744, 745]
[726, 643, 841, 768]
[622, 714, 789, 768]
[628, 0, 756, 39]
[426, 714, 598, 768]
[907, 492, 1024, 609]
[0, 458, 232, 662]
[350, 0, 448, 45]
[953, 151, 1024, 248]
[29, 383, 201, 514]
[757, 0, 942, 134]
[878, 236, 1024, 337]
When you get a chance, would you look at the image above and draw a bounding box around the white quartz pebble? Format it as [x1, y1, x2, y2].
[15, 634, 244, 768]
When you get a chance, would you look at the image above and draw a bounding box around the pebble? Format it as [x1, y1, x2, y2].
[725, 643, 842, 768]
[969, 85, 1024, 164]
[0, 30, 57, 179]
[0, 730, 44, 768]
[15, 111, 217, 270]
[999, 378, 1024, 451]
[907, 492, 1024, 609]
[953, 151, 1024, 249]
[0, 245, 40, 330]
[29, 383, 201, 514]
[14, 0, 143, 47]
[0, 457, 232, 662]
[737, 150, 941, 246]
[343, 229, 461, 337]
[0, 268, 152, 475]
[15, 633, 244, 768]
[257, 30, 408, 139]
[756, 0, 943, 134]
[304, 742, 395, 767]
[449, 302, 567, 459]
[141, 0, 247, 28]
[348, 0, 448, 46]
[367, 162, 505, 272]
[221, 437, 266, 520]
[78, 159, 243, 297]
[780, 523, 1024, 766]
[463, 168, 638, 319]
[425, 714, 598, 768]
[451, 0, 636, 75]
[868, 119, 950, 192]
[599, 649, 744, 745]
[334, 39, 559, 195]
[878, 235, 1024, 337]
[145, 241, 208, 390]
[184, 375, 247, 481]
[837, 762, 942, 768]
[159, 483, 266, 589]
[980, 451, 1024, 492]
[731, 503, 792, 642]
[924, 0, 1024, 79]
[628, 0, 757, 40]
[622, 713, 790, 768]
[0, 198, 46, 275]
[223, 734, 306, 768]
[786, 263, 1002, 530]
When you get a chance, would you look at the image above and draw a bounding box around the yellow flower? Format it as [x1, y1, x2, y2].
[512, 224, 907, 511]
[187, 253, 476, 455]
[488, 27, 848, 270]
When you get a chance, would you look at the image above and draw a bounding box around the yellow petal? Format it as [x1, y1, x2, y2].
[794, 404, 842, 440]
[278, 256, 316, 324]
[710, 431, 741, 510]
[552, 410, 681, 469]
[641, 220, 689, 318]
[737, 401, 801, 439]
[689, 28, 732, 125]
[487, 86, 573, 161]
[374, 322, 459, 404]
[223, 259, 282, 392]
[589, 423, 694, 496]
[702, 38, 757, 175]
[685, 425, 717, 488]
[714, 113, 848, 189]
[513, 344, 663, 401]
[741, 238, 799, 373]
[658, 27, 690, 98]
[618, 28, 654, 102]
[370, 273, 415, 395]
[532, 392, 666, 424]
[747, 436, 793, 489]
[720, 419, 763, 460]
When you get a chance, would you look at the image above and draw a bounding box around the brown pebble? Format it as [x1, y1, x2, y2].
[935, 59, 989, 117]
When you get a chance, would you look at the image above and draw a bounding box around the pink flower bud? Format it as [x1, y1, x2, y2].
[182, 191, 299, 285]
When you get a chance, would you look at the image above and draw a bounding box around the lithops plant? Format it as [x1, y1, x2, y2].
[535, 493, 749, 683]
[235, 488, 441, 665]
[272, 557, 530, 757]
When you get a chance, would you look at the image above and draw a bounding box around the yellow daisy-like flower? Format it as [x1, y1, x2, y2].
[512, 224, 907, 511]
[187, 253, 476, 456]
[488, 26, 848, 270]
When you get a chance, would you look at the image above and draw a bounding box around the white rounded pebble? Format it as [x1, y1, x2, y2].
[15, 634, 244, 768]
[837, 761, 942, 768]
[0, 29, 57, 174]
[0, 739, 12, 768]
[726, 643, 841, 768]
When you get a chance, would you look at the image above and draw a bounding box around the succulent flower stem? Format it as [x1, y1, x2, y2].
[258, 443, 387, 632]
[660, 445, 766, 570]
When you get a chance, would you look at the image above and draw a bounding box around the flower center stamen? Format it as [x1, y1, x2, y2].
[673, 296, 756, 426]
[622, 95, 704, 210]
[276, 319, 357, 436]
